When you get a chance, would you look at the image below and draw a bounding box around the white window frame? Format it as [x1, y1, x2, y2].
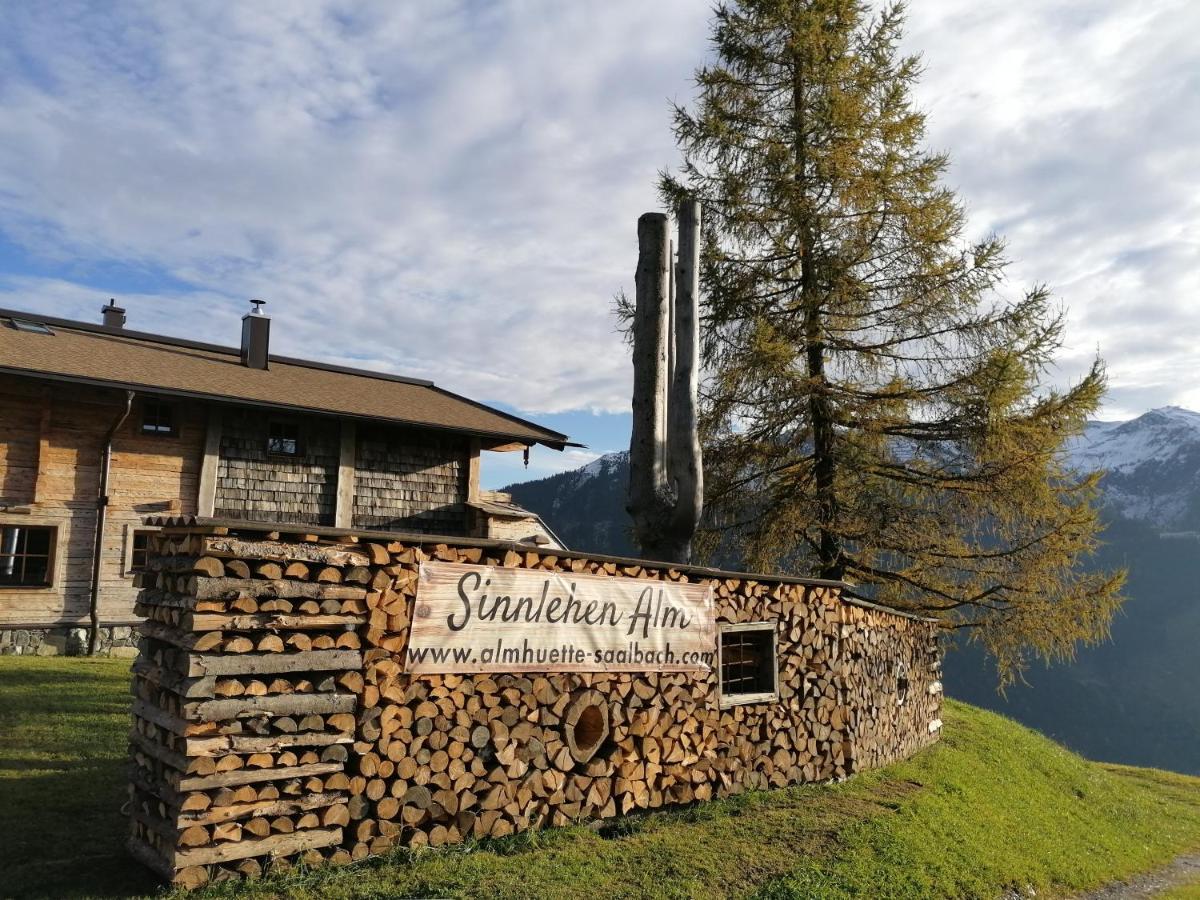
[717, 620, 780, 709]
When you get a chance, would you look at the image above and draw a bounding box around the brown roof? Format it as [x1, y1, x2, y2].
[0, 309, 570, 449]
[470, 490, 541, 520]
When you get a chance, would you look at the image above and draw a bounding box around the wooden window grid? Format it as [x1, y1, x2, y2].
[718, 621, 779, 708]
[130, 530, 153, 573]
[141, 399, 177, 437]
[0, 524, 56, 588]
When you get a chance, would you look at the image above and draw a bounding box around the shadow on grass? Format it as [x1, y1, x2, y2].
[0, 658, 157, 899]
[0, 756, 159, 898]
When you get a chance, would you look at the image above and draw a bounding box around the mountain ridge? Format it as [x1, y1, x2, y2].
[510, 406, 1200, 547]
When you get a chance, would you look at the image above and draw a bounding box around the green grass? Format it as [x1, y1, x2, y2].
[0, 657, 159, 898]
[3, 657, 1200, 899]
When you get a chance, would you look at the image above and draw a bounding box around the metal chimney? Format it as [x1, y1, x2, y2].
[101, 299, 126, 329]
[240, 299, 270, 370]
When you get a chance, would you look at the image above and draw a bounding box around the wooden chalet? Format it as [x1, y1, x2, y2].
[0, 301, 569, 652]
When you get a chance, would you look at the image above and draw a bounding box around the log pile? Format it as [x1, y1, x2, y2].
[126, 529, 367, 889]
[128, 519, 942, 887]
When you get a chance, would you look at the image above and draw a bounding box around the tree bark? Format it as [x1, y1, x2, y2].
[794, 51, 841, 580]
[669, 199, 704, 560]
[627, 213, 675, 560]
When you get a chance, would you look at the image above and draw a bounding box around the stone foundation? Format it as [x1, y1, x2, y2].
[0, 624, 139, 657]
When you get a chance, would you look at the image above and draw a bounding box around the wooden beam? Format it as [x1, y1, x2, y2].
[178, 611, 365, 632]
[172, 826, 342, 869]
[182, 693, 356, 723]
[178, 762, 344, 793]
[178, 791, 346, 826]
[196, 407, 222, 517]
[335, 420, 356, 529]
[32, 391, 52, 505]
[467, 437, 481, 504]
[184, 731, 353, 757]
[181, 648, 363, 678]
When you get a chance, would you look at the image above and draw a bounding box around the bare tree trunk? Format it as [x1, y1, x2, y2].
[669, 200, 704, 561]
[628, 213, 673, 560]
[665, 237, 675, 478]
[627, 204, 704, 564]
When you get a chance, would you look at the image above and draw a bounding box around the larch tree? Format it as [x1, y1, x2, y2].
[662, 0, 1124, 683]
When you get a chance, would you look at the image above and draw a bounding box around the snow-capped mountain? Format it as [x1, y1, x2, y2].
[1066, 406, 1200, 531]
[505, 451, 634, 556]
[507, 407, 1200, 552]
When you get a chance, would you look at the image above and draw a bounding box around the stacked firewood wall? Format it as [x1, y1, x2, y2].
[126, 530, 370, 889]
[128, 520, 942, 887]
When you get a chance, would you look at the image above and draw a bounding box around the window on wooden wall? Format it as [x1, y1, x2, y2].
[718, 622, 779, 708]
[141, 399, 178, 437]
[0, 524, 56, 588]
[127, 529, 155, 575]
[266, 420, 302, 457]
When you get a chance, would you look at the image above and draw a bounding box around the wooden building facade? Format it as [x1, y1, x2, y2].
[0, 304, 568, 652]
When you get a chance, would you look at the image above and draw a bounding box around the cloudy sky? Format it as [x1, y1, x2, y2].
[0, 1, 1196, 486]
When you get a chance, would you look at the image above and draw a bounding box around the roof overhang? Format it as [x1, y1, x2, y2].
[0, 306, 578, 451]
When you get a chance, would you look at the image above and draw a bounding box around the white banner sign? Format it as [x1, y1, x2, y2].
[406, 562, 715, 674]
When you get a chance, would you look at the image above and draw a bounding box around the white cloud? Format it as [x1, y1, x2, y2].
[0, 0, 1196, 427]
[0, 0, 709, 415]
[904, 0, 1200, 420]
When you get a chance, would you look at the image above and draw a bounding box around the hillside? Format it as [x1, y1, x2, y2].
[6, 657, 1200, 898]
[507, 452, 635, 556]
[947, 514, 1200, 775]
[505, 407, 1200, 776]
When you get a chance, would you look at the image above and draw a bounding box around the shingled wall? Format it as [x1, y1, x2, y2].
[215, 411, 339, 526]
[127, 519, 943, 889]
[352, 425, 468, 534]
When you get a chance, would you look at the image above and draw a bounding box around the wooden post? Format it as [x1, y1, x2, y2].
[467, 438, 481, 504]
[335, 422, 356, 529]
[664, 237, 675, 476]
[197, 408, 222, 518]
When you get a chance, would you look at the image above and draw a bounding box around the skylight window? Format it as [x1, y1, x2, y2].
[5, 318, 54, 335]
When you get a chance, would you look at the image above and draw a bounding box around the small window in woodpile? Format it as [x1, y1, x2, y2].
[141, 399, 177, 437]
[266, 420, 302, 456]
[129, 530, 154, 574]
[718, 622, 778, 708]
[895, 662, 910, 707]
[0, 524, 55, 587]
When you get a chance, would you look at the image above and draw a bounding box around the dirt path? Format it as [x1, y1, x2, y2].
[1072, 853, 1200, 899]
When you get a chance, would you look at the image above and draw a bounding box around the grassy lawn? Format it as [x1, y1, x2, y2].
[0, 657, 159, 899]
[3, 657, 1200, 899]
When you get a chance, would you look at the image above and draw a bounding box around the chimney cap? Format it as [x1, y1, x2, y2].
[241, 302, 270, 369]
[249, 298, 268, 316]
[101, 298, 127, 329]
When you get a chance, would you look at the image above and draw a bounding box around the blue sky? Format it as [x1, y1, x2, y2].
[0, 1, 1196, 487]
